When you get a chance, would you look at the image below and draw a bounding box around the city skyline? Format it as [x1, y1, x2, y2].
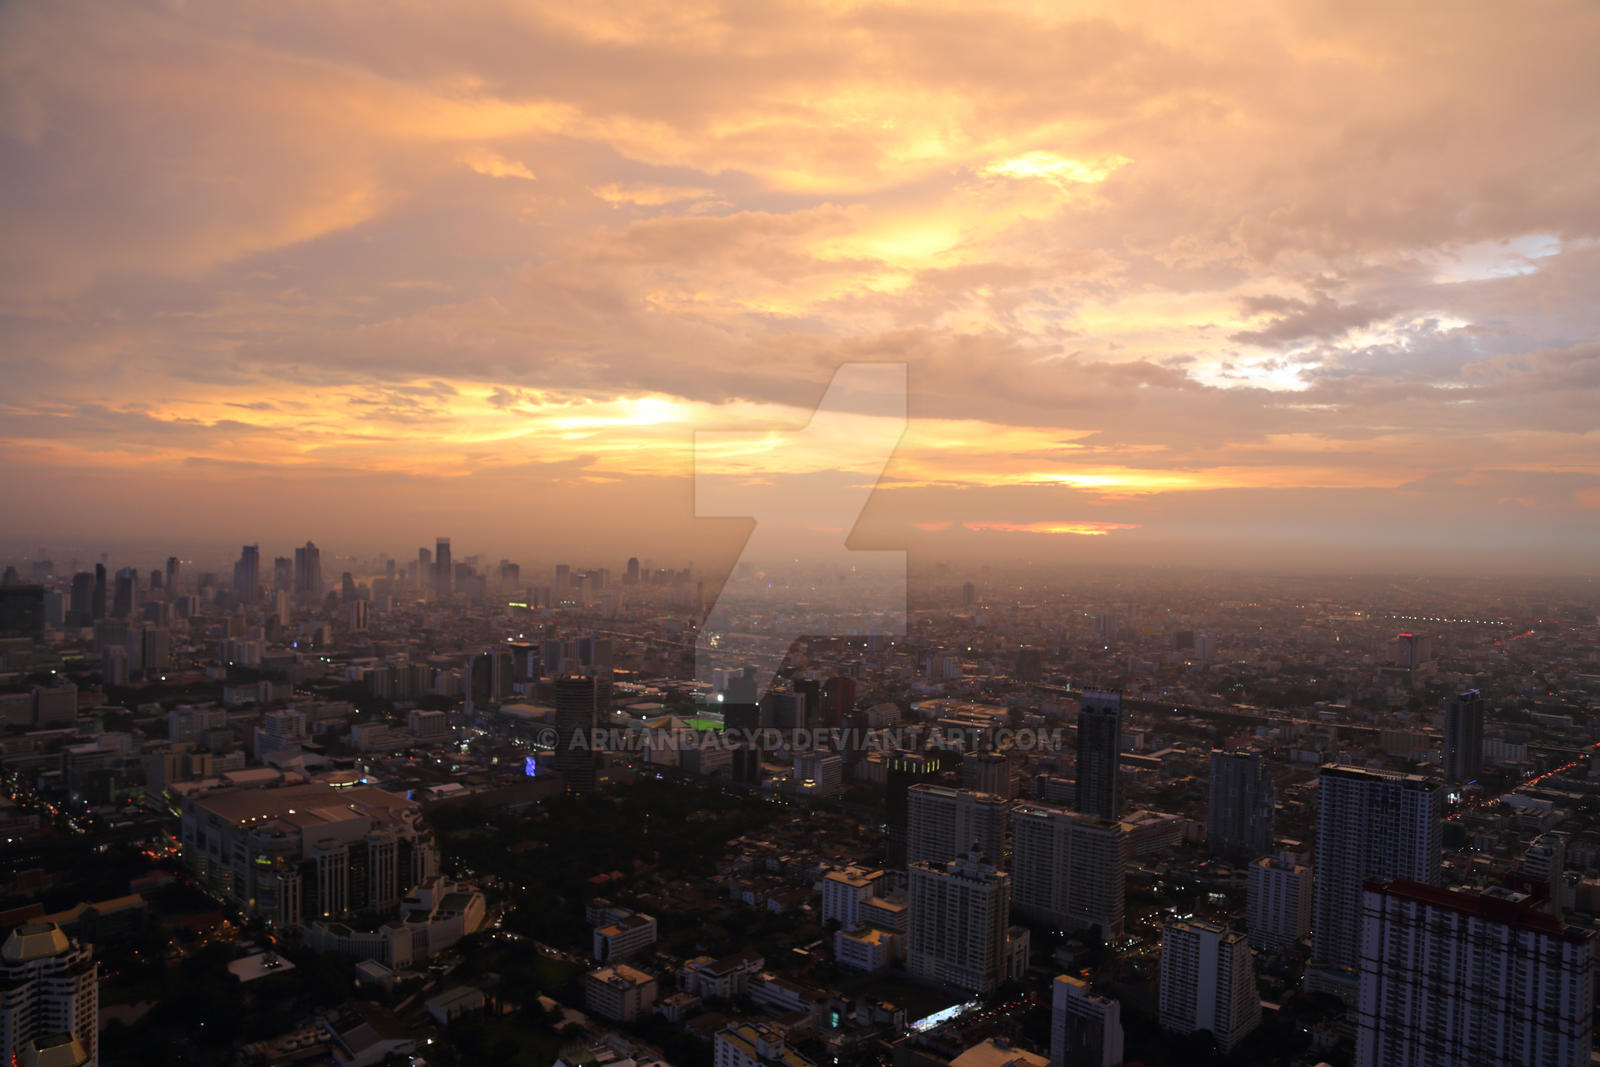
[0, 3, 1597, 571]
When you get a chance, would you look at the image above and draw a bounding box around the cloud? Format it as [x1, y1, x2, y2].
[460, 149, 537, 181]
[1, 0, 1597, 567]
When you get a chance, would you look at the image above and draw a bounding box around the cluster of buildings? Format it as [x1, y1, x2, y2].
[3, 550, 1600, 1065]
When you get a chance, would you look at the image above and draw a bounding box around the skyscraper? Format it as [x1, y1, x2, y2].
[110, 568, 136, 619]
[885, 751, 944, 867]
[1443, 689, 1485, 784]
[0, 586, 45, 641]
[1312, 766, 1442, 985]
[905, 784, 1008, 869]
[1356, 880, 1593, 1067]
[907, 852, 1011, 995]
[294, 541, 323, 603]
[232, 544, 260, 605]
[1207, 750, 1275, 860]
[1051, 974, 1123, 1067]
[555, 675, 598, 793]
[0, 921, 98, 1067]
[1247, 852, 1312, 952]
[434, 537, 452, 599]
[1159, 920, 1260, 1054]
[1011, 803, 1128, 937]
[165, 555, 179, 593]
[821, 675, 856, 730]
[1075, 689, 1122, 820]
[91, 563, 105, 620]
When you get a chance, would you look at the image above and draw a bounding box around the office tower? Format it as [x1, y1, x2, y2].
[1076, 689, 1122, 820]
[554, 563, 571, 593]
[416, 547, 431, 589]
[885, 751, 943, 866]
[961, 580, 976, 608]
[821, 675, 856, 730]
[1014, 645, 1042, 682]
[1011, 803, 1128, 937]
[465, 650, 514, 715]
[1443, 689, 1485, 784]
[905, 784, 1008, 868]
[1247, 852, 1312, 952]
[0, 586, 45, 640]
[110, 568, 136, 619]
[793, 753, 843, 797]
[555, 675, 598, 793]
[165, 555, 179, 593]
[433, 537, 452, 599]
[625, 556, 640, 584]
[907, 852, 1010, 995]
[345, 600, 369, 632]
[0, 921, 98, 1067]
[1159, 920, 1259, 1054]
[124, 626, 171, 678]
[232, 544, 260, 605]
[269, 555, 291, 593]
[1356, 880, 1593, 1067]
[1312, 766, 1442, 980]
[1393, 632, 1432, 669]
[92, 563, 105, 619]
[1051, 974, 1123, 1067]
[69, 572, 94, 622]
[962, 751, 1013, 799]
[792, 678, 820, 732]
[294, 541, 323, 603]
[1207, 750, 1275, 860]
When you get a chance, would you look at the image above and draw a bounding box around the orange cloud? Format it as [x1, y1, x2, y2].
[961, 521, 1141, 536]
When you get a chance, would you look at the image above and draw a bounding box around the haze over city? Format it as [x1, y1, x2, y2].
[2, 5, 1600, 1067]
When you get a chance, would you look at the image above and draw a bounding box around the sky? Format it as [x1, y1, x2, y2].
[1, 1, 1598, 573]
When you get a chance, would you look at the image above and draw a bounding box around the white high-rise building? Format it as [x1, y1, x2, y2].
[0, 922, 98, 1067]
[905, 784, 1009, 869]
[1312, 765, 1441, 984]
[821, 867, 886, 930]
[1247, 852, 1312, 952]
[1356, 880, 1593, 1067]
[1011, 803, 1128, 937]
[907, 852, 1010, 994]
[1051, 974, 1123, 1067]
[1159, 920, 1260, 1054]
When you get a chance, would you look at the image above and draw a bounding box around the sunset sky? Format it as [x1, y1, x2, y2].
[2, 1, 1597, 571]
